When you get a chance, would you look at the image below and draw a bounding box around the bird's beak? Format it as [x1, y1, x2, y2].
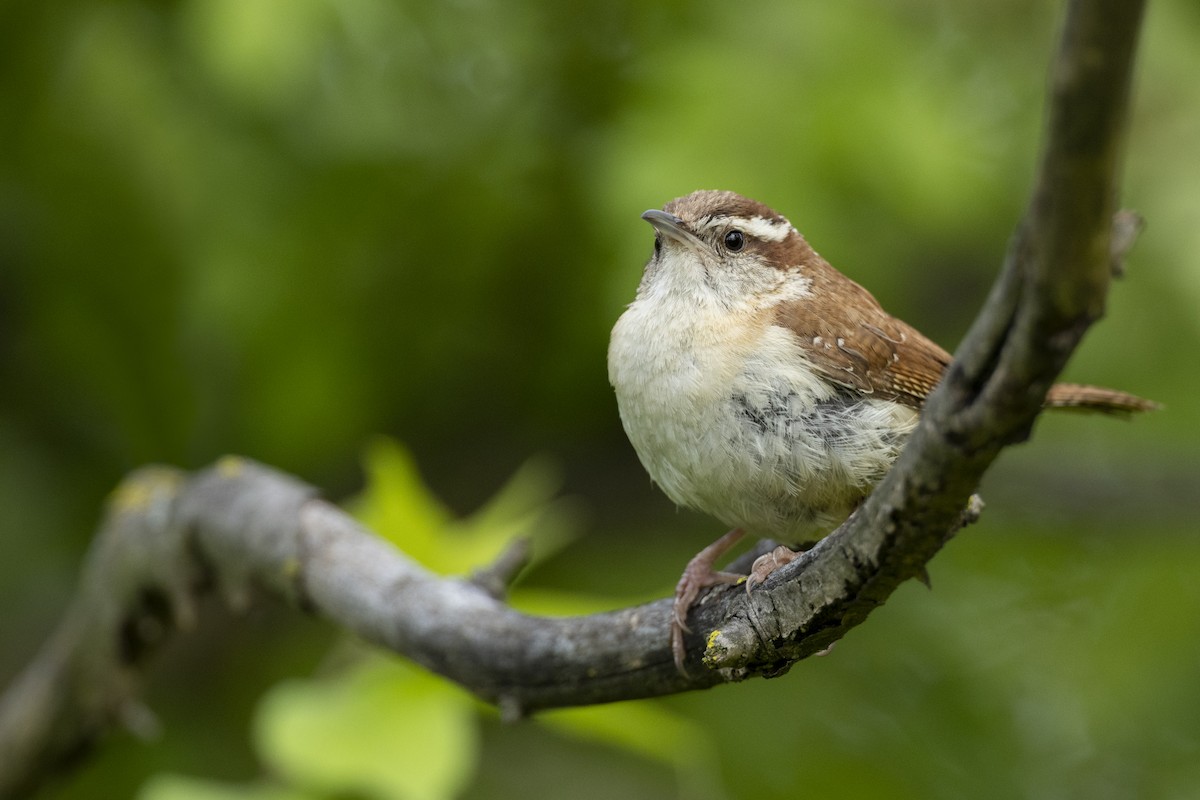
[642, 209, 705, 250]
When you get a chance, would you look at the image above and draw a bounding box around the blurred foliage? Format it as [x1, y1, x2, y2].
[349, 437, 576, 576]
[249, 657, 478, 800]
[1, 0, 1198, 798]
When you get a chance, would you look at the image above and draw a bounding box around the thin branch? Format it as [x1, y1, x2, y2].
[469, 537, 533, 600]
[0, 1, 1146, 796]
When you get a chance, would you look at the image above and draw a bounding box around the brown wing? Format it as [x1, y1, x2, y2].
[773, 256, 951, 409]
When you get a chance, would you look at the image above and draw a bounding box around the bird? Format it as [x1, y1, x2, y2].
[607, 189, 1157, 673]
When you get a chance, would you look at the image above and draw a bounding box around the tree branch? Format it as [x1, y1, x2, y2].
[703, 0, 1146, 673]
[0, 1, 1146, 796]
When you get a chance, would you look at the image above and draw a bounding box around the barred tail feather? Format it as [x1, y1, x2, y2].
[1045, 383, 1160, 415]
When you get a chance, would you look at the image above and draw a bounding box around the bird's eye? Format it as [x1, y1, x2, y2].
[723, 230, 745, 252]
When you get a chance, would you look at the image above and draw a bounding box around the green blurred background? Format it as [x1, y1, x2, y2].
[2, 0, 1198, 798]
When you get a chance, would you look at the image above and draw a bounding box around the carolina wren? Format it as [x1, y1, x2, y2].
[607, 189, 1156, 672]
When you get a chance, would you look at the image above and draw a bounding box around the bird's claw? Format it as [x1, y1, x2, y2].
[670, 530, 748, 674]
[746, 545, 800, 594]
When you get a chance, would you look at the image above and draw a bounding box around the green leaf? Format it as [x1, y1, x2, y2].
[347, 437, 454, 569]
[348, 436, 575, 576]
[254, 657, 478, 800]
[138, 774, 313, 800]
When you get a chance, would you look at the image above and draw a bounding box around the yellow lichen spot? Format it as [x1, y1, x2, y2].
[706, 628, 722, 649]
[107, 470, 182, 514]
[216, 455, 245, 478]
[109, 480, 153, 513]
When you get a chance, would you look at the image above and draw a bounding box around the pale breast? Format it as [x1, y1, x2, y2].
[609, 300, 918, 541]
[609, 298, 749, 510]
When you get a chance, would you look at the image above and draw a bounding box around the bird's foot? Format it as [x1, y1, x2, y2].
[745, 545, 802, 594]
[671, 528, 745, 675]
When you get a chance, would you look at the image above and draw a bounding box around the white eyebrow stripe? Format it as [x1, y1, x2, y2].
[706, 214, 794, 242]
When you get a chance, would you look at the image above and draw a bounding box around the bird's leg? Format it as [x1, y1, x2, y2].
[672, 528, 746, 674]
